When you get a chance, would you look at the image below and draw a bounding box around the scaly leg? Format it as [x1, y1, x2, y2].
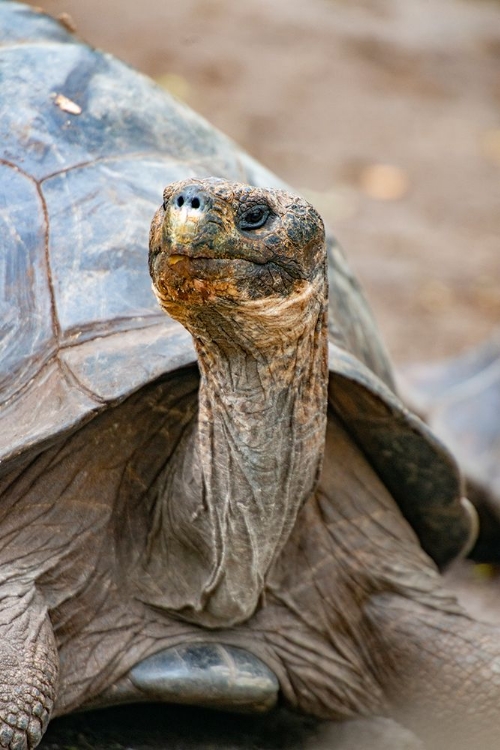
[0, 587, 57, 750]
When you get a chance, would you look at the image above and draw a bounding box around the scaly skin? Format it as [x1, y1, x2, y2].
[0, 590, 57, 750]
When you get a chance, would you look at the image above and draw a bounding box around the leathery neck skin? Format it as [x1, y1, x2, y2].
[146, 178, 329, 628]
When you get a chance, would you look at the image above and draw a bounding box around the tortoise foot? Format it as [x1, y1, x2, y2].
[129, 643, 279, 713]
[81, 643, 279, 714]
[0, 659, 53, 750]
[0, 594, 57, 750]
[0, 717, 44, 750]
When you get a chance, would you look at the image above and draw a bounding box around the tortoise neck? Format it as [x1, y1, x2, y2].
[144, 279, 329, 628]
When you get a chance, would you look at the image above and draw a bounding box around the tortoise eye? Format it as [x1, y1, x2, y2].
[239, 204, 271, 231]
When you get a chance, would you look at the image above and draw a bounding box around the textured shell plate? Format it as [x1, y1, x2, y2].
[0, 2, 286, 467]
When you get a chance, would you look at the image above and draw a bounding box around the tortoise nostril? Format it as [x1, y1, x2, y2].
[171, 185, 209, 213]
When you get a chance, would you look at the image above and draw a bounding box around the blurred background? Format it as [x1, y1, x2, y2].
[26, 0, 500, 365]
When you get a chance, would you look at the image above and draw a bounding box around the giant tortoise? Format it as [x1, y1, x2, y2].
[1, 3, 500, 750]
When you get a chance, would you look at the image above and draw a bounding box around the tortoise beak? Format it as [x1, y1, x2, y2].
[167, 184, 212, 246]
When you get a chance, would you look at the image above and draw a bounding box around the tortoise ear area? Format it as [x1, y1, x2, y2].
[327, 343, 476, 570]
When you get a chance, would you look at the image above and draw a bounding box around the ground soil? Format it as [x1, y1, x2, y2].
[20, 0, 500, 746]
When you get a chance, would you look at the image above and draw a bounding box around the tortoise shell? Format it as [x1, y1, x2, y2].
[0, 1, 471, 569]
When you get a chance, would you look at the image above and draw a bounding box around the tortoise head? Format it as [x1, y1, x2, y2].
[149, 178, 326, 343]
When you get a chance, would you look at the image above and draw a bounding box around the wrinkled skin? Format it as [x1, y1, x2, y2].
[2, 180, 500, 750]
[146, 179, 329, 628]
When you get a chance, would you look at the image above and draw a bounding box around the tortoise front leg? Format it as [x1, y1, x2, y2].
[0, 587, 57, 750]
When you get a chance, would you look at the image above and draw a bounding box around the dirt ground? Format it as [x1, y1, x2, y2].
[20, 0, 500, 746]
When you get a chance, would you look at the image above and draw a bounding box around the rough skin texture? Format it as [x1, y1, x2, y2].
[147, 179, 329, 627]
[0, 591, 57, 750]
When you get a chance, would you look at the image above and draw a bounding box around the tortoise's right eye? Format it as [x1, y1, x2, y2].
[238, 204, 271, 231]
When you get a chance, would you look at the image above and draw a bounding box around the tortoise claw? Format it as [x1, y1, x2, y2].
[459, 496, 480, 558]
[129, 643, 279, 713]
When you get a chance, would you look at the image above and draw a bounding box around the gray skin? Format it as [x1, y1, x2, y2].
[1, 5, 500, 750]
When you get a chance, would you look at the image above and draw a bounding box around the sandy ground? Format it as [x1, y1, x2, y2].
[19, 0, 500, 746]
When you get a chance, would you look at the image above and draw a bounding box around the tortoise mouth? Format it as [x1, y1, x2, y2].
[168, 253, 246, 265]
[166, 246, 270, 266]
[166, 253, 258, 280]
[153, 232, 309, 301]
[160, 248, 307, 297]
[164, 248, 273, 285]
